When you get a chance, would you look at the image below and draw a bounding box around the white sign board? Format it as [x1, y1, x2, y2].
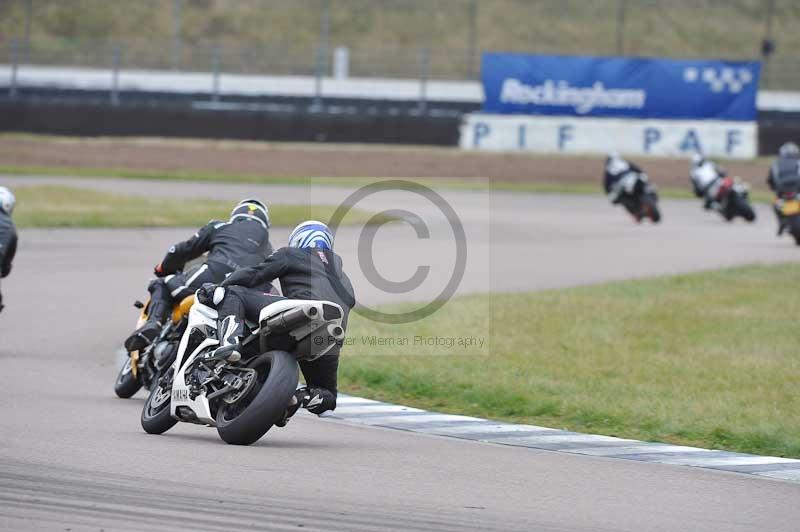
[459, 113, 757, 159]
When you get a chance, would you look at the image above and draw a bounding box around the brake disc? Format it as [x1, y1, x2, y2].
[222, 368, 258, 405]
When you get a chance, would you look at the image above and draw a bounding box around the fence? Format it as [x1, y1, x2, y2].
[1, 0, 800, 90]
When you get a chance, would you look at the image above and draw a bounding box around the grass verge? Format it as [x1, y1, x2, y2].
[0, 164, 775, 203]
[341, 263, 800, 458]
[12, 185, 396, 228]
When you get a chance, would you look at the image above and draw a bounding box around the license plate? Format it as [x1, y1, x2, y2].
[782, 200, 800, 216]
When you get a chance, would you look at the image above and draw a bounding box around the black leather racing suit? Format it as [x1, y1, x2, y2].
[217, 247, 356, 414]
[0, 209, 18, 313]
[149, 218, 273, 325]
[767, 155, 800, 195]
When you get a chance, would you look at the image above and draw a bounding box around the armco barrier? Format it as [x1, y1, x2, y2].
[0, 99, 462, 146]
[0, 96, 797, 156]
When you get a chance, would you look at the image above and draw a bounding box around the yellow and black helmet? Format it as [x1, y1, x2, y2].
[230, 198, 270, 229]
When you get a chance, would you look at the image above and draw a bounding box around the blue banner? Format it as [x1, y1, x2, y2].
[481, 53, 760, 121]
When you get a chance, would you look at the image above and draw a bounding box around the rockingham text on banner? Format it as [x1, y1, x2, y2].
[481, 53, 761, 121]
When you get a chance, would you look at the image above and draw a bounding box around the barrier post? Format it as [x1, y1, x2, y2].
[172, 0, 183, 70]
[418, 48, 430, 114]
[211, 45, 221, 103]
[313, 0, 331, 110]
[467, 0, 478, 78]
[111, 44, 121, 106]
[761, 0, 776, 88]
[9, 39, 19, 101]
[615, 0, 627, 55]
[23, 0, 32, 64]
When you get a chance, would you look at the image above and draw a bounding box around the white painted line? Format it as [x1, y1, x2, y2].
[755, 469, 800, 481]
[426, 423, 559, 435]
[335, 396, 382, 405]
[333, 404, 425, 415]
[565, 444, 715, 457]
[493, 434, 637, 445]
[355, 414, 485, 426]
[653, 456, 800, 467]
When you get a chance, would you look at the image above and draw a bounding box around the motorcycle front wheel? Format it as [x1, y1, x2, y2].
[114, 357, 142, 399]
[141, 372, 177, 434]
[642, 195, 661, 223]
[216, 350, 300, 445]
[790, 217, 800, 246]
[735, 197, 756, 222]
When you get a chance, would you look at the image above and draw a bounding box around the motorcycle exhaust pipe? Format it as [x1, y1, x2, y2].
[327, 324, 345, 341]
[262, 305, 319, 335]
[293, 324, 346, 361]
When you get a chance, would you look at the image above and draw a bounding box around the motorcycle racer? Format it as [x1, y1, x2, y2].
[124, 199, 273, 351]
[689, 153, 727, 210]
[767, 142, 800, 195]
[604, 152, 645, 204]
[0, 186, 18, 314]
[198, 220, 355, 422]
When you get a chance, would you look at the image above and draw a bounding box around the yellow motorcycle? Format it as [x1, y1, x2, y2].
[114, 294, 195, 398]
[774, 190, 800, 245]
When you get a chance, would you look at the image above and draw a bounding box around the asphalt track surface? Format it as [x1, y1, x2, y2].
[1, 177, 799, 531]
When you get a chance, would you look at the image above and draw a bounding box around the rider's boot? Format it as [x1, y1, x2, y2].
[275, 387, 310, 427]
[125, 300, 170, 352]
[206, 315, 245, 362]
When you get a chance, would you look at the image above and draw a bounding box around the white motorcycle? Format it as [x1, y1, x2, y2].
[140, 295, 345, 445]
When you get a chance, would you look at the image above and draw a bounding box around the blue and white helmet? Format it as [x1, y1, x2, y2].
[288, 220, 333, 250]
[0, 187, 15, 215]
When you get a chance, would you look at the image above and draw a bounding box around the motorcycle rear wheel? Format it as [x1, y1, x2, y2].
[215, 350, 299, 445]
[114, 357, 142, 399]
[141, 373, 177, 434]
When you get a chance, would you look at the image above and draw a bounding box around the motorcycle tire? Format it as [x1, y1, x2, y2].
[216, 350, 299, 446]
[735, 197, 756, 222]
[141, 373, 177, 435]
[787, 217, 800, 246]
[641, 195, 661, 223]
[114, 357, 142, 399]
[649, 204, 662, 223]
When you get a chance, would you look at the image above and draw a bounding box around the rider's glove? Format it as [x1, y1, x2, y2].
[197, 283, 227, 307]
[196, 283, 217, 306]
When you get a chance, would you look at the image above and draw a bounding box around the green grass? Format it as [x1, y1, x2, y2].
[340, 263, 800, 458]
[0, 164, 776, 204]
[12, 185, 396, 228]
[1, 0, 798, 88]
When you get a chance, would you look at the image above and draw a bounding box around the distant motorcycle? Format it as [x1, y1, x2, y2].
[614, 172, 662, 223]
[774, 190, 800, 245]
[113, 293, 193, 398]
[140, 296, 345, 445]
[706, 177, 756, 222]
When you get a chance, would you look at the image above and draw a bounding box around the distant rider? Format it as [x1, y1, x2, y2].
[689, 152, 727, 210]
[0, 187, 18, 314]
[124, 199, 273, 351]
[604, 152, 645, 205]
[198, 220, 355, 423]
[767, 142, 800, 195]
[766, 142, 800, 234]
